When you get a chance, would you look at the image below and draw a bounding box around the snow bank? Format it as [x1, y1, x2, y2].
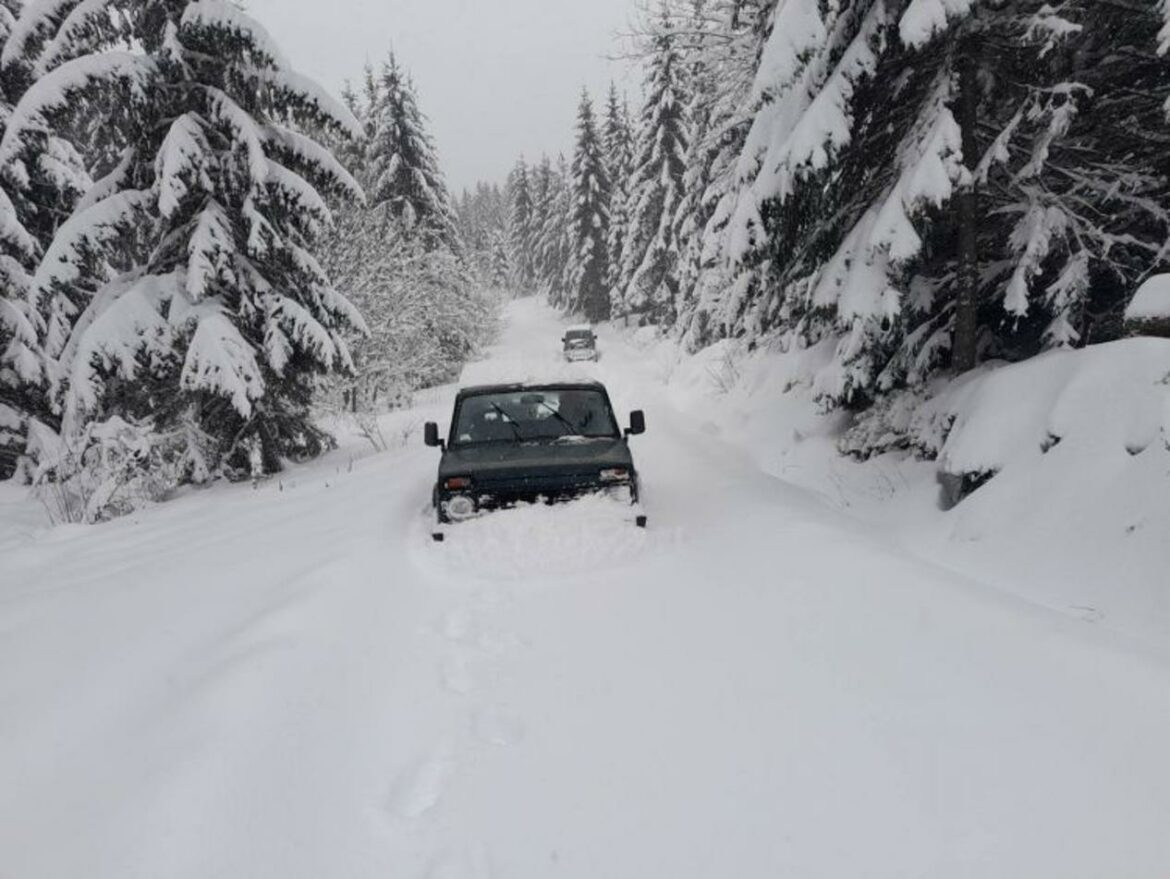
[415, 493, 659, 584]
[925, 338, 1170, 477]
[912, 340, 1170, 641]
[626, 321, 1170, 645]
[1126, 272, 1170, 323]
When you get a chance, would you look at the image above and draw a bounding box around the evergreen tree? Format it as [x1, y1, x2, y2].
[0, 0, 111, 478]
[614, 5, 689, 324]
[0, 0, 38, 478]
[455, 181, 511, 294]
[527, 156, 554, 296]
[507, 158, 535, 293]
[536, 155, 572, 307]
[602, 84, 634, 307]
[565, 90, 611, 321]
[2, 0, 367, 492]
[365, 53, 462, 254]
[672, 0, 769, 349]
[691, 0, 1170, 407]
[322, 64, 492, 416]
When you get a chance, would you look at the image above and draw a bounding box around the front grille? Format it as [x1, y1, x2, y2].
[476, 472, 603, 504]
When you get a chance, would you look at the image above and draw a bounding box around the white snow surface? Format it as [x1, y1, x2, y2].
[3, 298, 1170, 878]
[1126, 272, 1170, 321]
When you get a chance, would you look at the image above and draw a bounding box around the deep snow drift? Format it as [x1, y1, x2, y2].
[2, 298, 1169, 879]
[644, 323, 1170, 646]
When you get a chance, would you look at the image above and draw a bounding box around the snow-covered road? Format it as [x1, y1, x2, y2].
[3, 298, 1169, 878]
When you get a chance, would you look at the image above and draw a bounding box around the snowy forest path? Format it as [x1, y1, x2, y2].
[2, 298, 1170, 878]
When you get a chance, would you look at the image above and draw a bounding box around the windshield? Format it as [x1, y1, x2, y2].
[565, 330, 594, 346]
[452, 389, 618, 445]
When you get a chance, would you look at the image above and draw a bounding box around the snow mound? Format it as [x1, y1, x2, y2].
[896, 339, 1170, 642]
[1126, 273, 1170, 322]
[924, 338, 1170, 477]
[418, 494, 654, 583]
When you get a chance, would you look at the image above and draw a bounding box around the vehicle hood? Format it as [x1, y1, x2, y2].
[439, 438, 632, 482]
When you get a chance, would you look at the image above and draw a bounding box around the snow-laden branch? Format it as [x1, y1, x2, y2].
[155, 113, 211, 220]
[261, 123, 364, 202]
[180, 0, 289, 69]
[252, 67, 363, 141]
[0, 186, 39, 259]
[62, 272, 176, 431]
[176, 304, 264, 417]
[31, 188, 153, 298]
[1160, 0, 1170, 55]
[0, 51, 155, 165]
[31, 0, 123, 77]
[899, 0, 975, 49]
[0, 0, 76, 68]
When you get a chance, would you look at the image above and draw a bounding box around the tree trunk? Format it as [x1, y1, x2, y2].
[953, 42, 980, 373]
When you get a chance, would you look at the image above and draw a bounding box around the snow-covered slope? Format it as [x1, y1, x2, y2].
[2, 298, 1169, 879]
[635, 326, 1170, 646]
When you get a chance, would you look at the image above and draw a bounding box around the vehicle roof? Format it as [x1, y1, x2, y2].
[565, 325, 595, 334]
[455, 380, 609, 399]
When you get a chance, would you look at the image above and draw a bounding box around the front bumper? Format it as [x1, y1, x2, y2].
[436, 477, 637, 522]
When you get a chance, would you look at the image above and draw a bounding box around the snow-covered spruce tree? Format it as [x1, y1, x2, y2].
[0, 0, 115, 478]
[506, 158, 536, 294]
[525, 155, 552, 290]
[968, 1, 1170, 351]
[365, 52, 462, 255]
[0, 0, 37, 478]
[456, 181, 511, 293]
[672, 0, 772, 350]
[687, 0, 1170, 414]
[871, 0, 1170, 388]
[718, 0, 971, 402]
[486, 225, 510, 291]
[671, 0, 720, 340]
[565, 90, 611, 322]
[614, 4, 688, 325]
[1, 0, 366, 499]
[602, 83, 633, 306]
[536, 155, 572, 307]
[320, 62, 491, 418]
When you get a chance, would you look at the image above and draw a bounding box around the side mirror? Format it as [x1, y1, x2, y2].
[626, 410, 646, 437]
[424, 422, 445, 450]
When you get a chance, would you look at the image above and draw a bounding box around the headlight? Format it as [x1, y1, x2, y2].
[444, 494, 477, 520]
[599, 467, 630, 482]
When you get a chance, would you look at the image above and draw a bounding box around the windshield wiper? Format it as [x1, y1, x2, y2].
[489, 403, 526, 441]
[535, 399, 578, 437]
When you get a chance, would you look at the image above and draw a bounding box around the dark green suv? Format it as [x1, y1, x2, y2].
[425, 382, 646, 537]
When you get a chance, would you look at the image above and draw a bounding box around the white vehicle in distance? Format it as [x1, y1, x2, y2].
[562, 325, 600, 362]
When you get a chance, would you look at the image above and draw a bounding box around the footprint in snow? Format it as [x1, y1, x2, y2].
[389, 753, 456, 819]
[436, 607, 523, 657]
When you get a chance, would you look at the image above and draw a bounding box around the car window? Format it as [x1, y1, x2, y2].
[453, 390, 618, 444]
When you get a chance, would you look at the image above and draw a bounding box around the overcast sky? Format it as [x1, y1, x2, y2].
[245, 0, 640, 194]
